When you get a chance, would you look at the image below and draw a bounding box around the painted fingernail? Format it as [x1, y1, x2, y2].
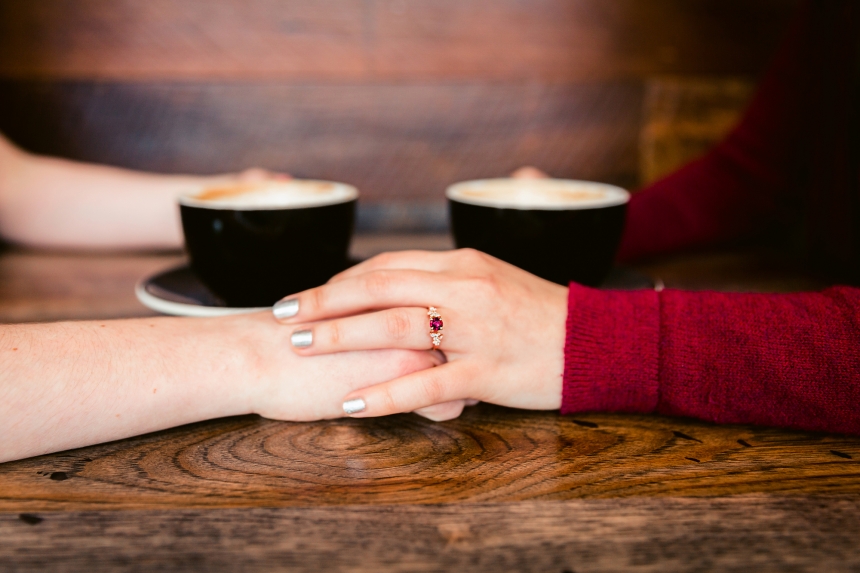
[343, 398, 366, 415]
[291, 329, 313, 348]
[273, 298, 299, 319]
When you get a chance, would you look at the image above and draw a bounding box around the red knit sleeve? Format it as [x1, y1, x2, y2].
[563, 284, 860, 435]
[617, 0, 834, 263]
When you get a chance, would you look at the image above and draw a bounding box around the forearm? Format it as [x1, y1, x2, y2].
[563, 285, 860, 435]
[0, 152, 195, 250]
[0, 132, 257, 249]
[0, 315, 260, 463]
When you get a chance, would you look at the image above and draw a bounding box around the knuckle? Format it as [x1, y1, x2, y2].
[378, 386, 402, 414]
[420, 375, 446, 405]
[325, 321, 342, 347]
[309, 287, 327, 314]
[372, 252, 396, 267]
[465, 275, 500, 298]
[384, 309, 414, 342]
[457, 248, 487, 265]
[363, 271, 393, 298]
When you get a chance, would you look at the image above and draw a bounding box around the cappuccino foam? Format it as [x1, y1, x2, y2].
[446, 178, 629, 210]
[179, 180, 358, 210]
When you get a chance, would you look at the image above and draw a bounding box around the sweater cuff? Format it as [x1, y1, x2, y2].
[562, 284, 661, 415]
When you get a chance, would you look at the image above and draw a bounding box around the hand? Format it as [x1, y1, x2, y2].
[273, 249, 569, 420]
[231, 313, 444, 421]
[510, 166, 550, 179]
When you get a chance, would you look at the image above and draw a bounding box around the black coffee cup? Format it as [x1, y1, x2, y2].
[447, 178, 629, 286]
[179, 180, 357, 307]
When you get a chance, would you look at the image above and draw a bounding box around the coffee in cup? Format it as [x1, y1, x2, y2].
[180, 179, 357, 307]
[447, 178, 629, 286]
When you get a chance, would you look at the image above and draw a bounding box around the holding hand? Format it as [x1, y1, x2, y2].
[273, 249, 569, 421]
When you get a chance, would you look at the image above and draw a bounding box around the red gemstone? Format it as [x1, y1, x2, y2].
[430, 318, 443, 331]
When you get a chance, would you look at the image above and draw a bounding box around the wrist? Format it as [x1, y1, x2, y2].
[155, 314, 271, 420]
[209, 311, 289, 417]
[527, 282, 568, 410]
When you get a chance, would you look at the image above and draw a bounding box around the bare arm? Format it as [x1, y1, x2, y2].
[0, 133, 284, 250]
[0, 312, 440, 463]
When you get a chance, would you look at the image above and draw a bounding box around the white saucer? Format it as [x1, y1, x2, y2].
[135, 265, 269, 317]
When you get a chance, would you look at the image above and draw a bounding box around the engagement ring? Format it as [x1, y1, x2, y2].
[428, 307, 444, 349]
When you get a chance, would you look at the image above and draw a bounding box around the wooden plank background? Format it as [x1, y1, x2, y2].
[0, 0, 798, 81]
[0, 0, 798, 227]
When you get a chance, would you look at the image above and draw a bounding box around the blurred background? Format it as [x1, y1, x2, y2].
[0, 0, 797, 232]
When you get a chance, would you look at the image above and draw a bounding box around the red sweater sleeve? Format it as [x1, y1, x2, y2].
[617, 1, 856, 263]
[562, 284, 860, 435]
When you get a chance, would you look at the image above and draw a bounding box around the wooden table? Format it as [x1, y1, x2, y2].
[1, 236, 858, 572]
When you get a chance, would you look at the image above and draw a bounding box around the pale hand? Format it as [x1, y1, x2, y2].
[230, 313, 445, 422]
[274, 249, 569, 421]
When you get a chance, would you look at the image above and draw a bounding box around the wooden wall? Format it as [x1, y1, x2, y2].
[0, 0, 797, 229]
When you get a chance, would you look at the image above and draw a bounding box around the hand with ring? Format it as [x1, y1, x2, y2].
[273, 249, 568, 421]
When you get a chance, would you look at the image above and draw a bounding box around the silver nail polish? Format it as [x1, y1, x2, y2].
[343, 398, 366, 415]
[273, 298, 299, 319]
[291, 329, 313, 348]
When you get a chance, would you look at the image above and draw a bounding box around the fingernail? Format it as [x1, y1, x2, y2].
[291, 329, 313, 348]
[273, 298, 299, 319]
[343, 398, 366, 415]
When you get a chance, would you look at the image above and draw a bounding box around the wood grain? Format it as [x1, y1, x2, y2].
[1, 405, 858, 512]
[0, 0, 797, 81]
[0, 243, 854, 568]
[2, 497, 859, 572]
[0, 80, 645, 200]
[0, 251, 180, 323]
[0, 0, 370, 81]
[0, 0, 796, 222]
[370, 0, 796, 81]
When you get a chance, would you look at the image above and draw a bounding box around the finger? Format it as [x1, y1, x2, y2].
[510, 166, 549, 179]
[323, 350, 446, 398]
[412, 400, 466, 422]
[464, 399, 480, 406]
[329, 250, 451, 284]
[258, 348, 445, 422]
[289, 307, 444, 354]
[342, 361, 474, 418]
[274, 269, 451, 324]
